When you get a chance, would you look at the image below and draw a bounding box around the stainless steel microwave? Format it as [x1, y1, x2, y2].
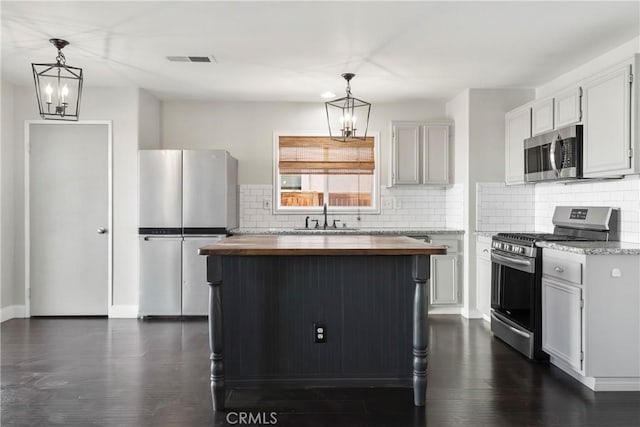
[524, 125, 583, 182]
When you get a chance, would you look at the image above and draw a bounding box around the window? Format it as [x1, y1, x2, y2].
[274, 133, 379, 213]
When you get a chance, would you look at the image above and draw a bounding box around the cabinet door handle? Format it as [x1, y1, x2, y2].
[554, 266, 565, 273]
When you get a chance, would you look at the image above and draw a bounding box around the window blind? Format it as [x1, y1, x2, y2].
[278, 136, 375, 175]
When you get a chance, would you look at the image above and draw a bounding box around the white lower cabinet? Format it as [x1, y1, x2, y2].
[431, 254, 458, 305]
[542, 248, 640, 391]
[429, 236, 461, 307]
[542, 277, 583, 372]
[475, 236, 492, 320]
[409, 234, 462, 310]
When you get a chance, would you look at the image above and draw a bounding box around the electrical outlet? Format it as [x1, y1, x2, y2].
[262, 199, 271, 210]
[313, 323, 327, 343]
[382, 198, 393, 209]
[392, 198, 401, 209]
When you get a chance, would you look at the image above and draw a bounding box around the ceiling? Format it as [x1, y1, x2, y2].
[1, 1, 638, 102]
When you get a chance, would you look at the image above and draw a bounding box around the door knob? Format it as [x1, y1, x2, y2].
[97, 227, 107, 234]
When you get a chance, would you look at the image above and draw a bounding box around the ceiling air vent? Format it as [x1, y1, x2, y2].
[166, 55, 216, 63]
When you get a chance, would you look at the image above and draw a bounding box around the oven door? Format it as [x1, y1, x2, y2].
[490, 250, 536, 331]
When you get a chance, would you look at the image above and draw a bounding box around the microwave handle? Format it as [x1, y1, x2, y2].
[550, 135, 560, 177]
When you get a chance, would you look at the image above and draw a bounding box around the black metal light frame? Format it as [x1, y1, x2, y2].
[32, 38, 83, 121]
[325, 73, 371, 142]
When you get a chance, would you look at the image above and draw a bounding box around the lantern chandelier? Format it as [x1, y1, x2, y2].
[32, 38, 83, 121]
[325, 73, 371, 141]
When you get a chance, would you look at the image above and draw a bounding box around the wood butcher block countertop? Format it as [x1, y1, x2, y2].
[198, 235, 447, 256]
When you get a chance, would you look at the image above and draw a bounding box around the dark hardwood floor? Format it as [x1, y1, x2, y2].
[2, 316, 638, 426]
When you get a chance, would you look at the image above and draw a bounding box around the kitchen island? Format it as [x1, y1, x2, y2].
[198, 235, 446, 412]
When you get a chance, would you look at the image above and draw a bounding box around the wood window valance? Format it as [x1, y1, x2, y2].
[278, 136, 375, 175]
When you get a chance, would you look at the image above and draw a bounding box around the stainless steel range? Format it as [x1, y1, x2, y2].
[490, 206, 620, 360]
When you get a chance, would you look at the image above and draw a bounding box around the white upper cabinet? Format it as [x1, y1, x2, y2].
[532, 98, 554, 135]
[554, 87, 582, 128]
[392, 124, 421, 184]
[505, 104, 531, 185]
[505, 54, 639, 182]
[391, 122, 449, 185]
[583, 61, 633, 177]
[423, 125, 449, 185]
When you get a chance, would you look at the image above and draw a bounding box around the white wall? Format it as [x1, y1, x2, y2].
[536, 36, 640, 98]
[447, 88, 534, 318]
[9, 85, 142, 315]
[138, 89, 162, 149]
[1, 81, 17, 315]
[161, 99, 448, 185]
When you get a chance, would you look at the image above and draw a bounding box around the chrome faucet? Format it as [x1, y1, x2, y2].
[323, 203, 328, 230]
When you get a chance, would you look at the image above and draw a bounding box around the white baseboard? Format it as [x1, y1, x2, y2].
[461, 308, 483, 319]
[1, 305, 26, 322]
[549, 355, 640, 391]
[482, 314, 490, 322]
[593, 377, 640, 391]
[108, 305, 139, 318]
[428, 306, 462, 315]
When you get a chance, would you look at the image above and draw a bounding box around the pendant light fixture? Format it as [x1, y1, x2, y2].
[325, 73, 371, 141]
[32, 38, 83, 121]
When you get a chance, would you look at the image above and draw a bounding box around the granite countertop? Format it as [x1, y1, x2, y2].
[474, 231, 502, 238]
[230, 228, 465, 236]
[199, 235, 448, 256]
[536, 241, 640, 255]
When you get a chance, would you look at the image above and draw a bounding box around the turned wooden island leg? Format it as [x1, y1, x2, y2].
[412, 255, 430, 407]
[206, 256, 225, 411]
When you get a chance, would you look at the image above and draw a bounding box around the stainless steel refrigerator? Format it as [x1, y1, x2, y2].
[138, 150, 238, 316]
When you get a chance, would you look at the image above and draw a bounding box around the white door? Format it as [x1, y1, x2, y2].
[29, 123, 109, 315]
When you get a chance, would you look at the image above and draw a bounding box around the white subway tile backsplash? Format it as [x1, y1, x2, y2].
[476, 182, 535, 232]
[533, 176, 640, 243]
[477, 177, 640, 243]
[239, 184, 465, 229]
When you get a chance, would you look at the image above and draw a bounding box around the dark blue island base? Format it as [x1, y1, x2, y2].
[205, 254, 430, 411]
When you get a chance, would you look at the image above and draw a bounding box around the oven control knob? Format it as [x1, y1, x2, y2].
[516, 247, 524, 254]
[504, 244, 511, 251]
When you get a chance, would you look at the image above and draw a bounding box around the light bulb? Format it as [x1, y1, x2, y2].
[45, 84, 52, 103]
[61, 85, 69, 104]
